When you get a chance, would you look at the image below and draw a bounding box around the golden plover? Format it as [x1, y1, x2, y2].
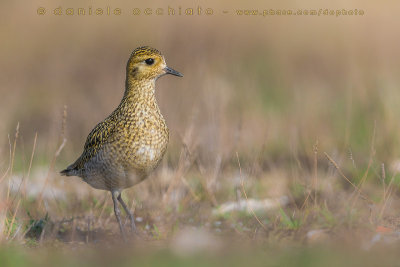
[61, 46, 183, 239]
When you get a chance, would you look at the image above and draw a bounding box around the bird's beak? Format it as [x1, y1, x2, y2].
[164, 66, 183, 77]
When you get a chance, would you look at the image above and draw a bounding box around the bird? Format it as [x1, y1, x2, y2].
[60, 46, 183, 240]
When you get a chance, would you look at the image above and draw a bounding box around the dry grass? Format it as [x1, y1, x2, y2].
[1, 0, 400, 265]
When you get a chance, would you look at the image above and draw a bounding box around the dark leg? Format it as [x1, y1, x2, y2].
[112, 190, 126, 241]
[117, 193, 136, 232]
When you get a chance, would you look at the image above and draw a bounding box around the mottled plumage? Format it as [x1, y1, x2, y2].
[61, 46, 183, 239]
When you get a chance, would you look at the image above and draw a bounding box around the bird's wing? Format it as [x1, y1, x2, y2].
[83, 117, 116, 152]
[64, 115, 117, 172]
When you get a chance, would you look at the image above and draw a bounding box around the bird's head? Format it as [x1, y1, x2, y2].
[126, 46, 183, 81]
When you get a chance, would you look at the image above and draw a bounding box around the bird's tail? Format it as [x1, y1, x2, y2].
[60, 168, 72, 176]
[60, 166, 77, 176]
[60, 157, 82, 176]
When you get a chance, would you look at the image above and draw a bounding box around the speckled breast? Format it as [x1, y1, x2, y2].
[126, 126, 169, 172]
[118, 110, 169, 174]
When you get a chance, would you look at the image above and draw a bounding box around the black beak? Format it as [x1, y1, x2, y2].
[164, 66, 183, 77]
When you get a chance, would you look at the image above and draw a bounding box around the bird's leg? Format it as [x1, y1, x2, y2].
[117, 193, 136, 233]
[112, 190, 127, 241]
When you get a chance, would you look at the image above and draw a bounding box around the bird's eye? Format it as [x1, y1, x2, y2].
[145, 58, 154, 65]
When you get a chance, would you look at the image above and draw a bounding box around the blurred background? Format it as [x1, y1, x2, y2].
[1, 0, 400, 265]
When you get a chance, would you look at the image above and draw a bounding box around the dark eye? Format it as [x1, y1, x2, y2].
[145, 58, 154, 65]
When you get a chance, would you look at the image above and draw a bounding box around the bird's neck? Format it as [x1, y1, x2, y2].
[123, 78, 157, 104]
